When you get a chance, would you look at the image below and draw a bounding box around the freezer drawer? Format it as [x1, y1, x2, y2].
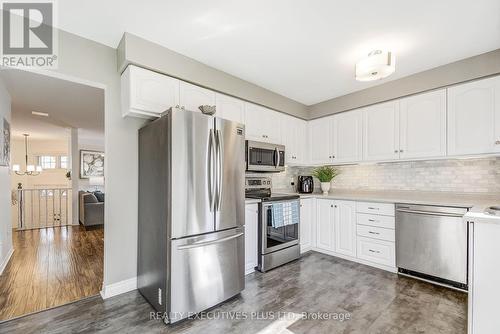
[169, 228, 245, 323]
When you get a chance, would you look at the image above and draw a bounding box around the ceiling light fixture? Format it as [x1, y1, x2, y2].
[31, 111, 49, 117]
[355, 50, 395, 82]
[12, 134, 42, 176]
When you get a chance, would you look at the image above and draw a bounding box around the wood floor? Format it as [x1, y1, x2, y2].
[0, 252, 467, 334]
[0, 225, 103, 322]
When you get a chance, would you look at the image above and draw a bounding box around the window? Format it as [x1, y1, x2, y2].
[38, 156, 56, 169]
[60, 156, 68, 169]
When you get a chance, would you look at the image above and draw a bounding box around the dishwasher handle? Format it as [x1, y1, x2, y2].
[396, 208, 464, 218]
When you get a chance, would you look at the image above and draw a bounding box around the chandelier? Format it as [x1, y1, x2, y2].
[12, 134, 42, 176]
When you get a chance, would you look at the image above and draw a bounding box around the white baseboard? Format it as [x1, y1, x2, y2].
[100, 277, 137, 299]
[0, 248, 14, 275]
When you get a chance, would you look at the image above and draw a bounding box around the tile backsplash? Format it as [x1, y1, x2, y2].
[269, 157, 500, 193]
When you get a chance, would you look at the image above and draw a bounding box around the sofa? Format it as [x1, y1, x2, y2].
[79, 191, 104, 226]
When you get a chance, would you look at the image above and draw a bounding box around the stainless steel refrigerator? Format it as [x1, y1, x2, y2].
[138, 107, 245, 324]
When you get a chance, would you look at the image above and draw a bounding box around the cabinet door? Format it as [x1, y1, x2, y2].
[244, 204, 258, 275]
[282, 116, 307, 164]
[300, 198, 313, 253]
[448, 76, 500, 156]
[179, 81, 216, 113]
[216, 93, 245, 123]
[363, 101, 400, 161]
[122, 65, 179, 118]
[309, 117, 332, 164]
[332, 110, 363, 163]
[316, 199, 335, 252]
[245, 103, 282, 143]
[334, 200, 357, 257]
[400, 89, 447, 159]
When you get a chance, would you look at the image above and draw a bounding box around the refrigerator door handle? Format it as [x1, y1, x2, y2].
[177, 232, 244, 250]
[215, 130, 224, 211]
[208, 129, 216, 212]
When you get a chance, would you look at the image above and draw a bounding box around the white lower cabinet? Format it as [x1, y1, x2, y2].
[244, 203, 258, 275]
[334, 200, 357, 257]
[299, 198, 314, 253]
[356, 237, 395, 267]
[310, 198, 396, 272]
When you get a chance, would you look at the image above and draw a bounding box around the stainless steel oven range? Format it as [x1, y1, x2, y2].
[245, 177, 300, 272]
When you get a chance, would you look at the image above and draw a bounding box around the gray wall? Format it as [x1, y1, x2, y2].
[118, 33, 309, 119]
[0, 79, 12, 273]
[52, 30, 146, 286]
[309, 49, 500, 119]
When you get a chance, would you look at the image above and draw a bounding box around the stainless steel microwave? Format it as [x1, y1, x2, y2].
[246, 140, 285, 172]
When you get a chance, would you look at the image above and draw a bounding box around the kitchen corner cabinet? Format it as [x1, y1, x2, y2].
[245, 103, 282, 144]
[215, 93, 245, 123]
[179, 81, 216, 113]
[448, 75, 500, 156]
[299, 198, 314, 253]
[282, 115, 307, 164]
[399, 89, 447, 159]
[334, 200, 357, 257]
[332, 110, 363, 163]
[244, 203, 258, 275]
[363, 101, 400, 161]
[121, 65, 180, 119]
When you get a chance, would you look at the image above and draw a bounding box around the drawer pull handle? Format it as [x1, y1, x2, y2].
[368, 231, 380, 235]
[368, 249, 380, 254]
[368, 207, 379, 210]
[368, 219, 377, 222]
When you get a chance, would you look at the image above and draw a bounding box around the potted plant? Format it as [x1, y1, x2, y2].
[312, 166, 340, 195]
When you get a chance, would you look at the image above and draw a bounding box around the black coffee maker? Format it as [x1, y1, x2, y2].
[298, 176, 314, 193]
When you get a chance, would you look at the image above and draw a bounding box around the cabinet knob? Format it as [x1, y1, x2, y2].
[329, 156, 332, 159]
[334, 205, 337, 208]
[332, 155, 335, 159]
[394, 150, 398, 153]
[330, 205, 334, 208]
[399, 149, 403, 153]
[495, 140, 500, 145]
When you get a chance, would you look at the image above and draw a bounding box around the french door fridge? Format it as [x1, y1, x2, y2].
[138, 107, 245, 323]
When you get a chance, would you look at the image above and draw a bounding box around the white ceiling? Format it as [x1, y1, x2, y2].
[0, 69, 104, 143]
[56, 0, 500, 105]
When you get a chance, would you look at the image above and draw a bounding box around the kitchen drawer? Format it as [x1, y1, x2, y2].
[357, 236, 395, 267]
[357, 225, 395, 242]
[357, 213, 395, 229]
[357, 201, 395, 216]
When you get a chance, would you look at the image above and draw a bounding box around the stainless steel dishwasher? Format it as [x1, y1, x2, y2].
[395, 204, 468, 290]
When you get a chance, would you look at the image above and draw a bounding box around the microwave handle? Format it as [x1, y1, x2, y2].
[274, 147, 280, 168]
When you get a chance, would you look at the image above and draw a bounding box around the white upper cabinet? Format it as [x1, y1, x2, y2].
[179, 81, 216, 113]
[309, 116, 333, 164]
[245, 103, 282, 144]
[121, 65, 180, 119]
[363, 101, 400, 161]
[316, 199, 335, 252]
[282, 115, 307, 165]
[215, 93, 245, 123]
[334, 200, 357, 257]
[399, 89, 447, 159]
[332, 110, 363, 163]
[448, 76, 500, 156]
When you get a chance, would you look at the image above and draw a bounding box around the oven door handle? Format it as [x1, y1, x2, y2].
[396, 208, 464, 218]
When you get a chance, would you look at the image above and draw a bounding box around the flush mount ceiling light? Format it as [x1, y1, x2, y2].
[355, 50, 395, 82]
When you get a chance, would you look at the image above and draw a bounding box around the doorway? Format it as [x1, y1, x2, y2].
[0, 68, 105, 321]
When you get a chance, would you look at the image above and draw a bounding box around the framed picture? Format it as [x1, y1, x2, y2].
[80, 150, 104, 179]
[0, 118, 10, 167]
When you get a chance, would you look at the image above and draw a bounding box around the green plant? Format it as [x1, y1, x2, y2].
[312, 166, 340, 183]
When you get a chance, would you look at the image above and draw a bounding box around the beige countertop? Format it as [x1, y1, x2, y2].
[273, 188, 500, 211]
[245, 198, 261, 205]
